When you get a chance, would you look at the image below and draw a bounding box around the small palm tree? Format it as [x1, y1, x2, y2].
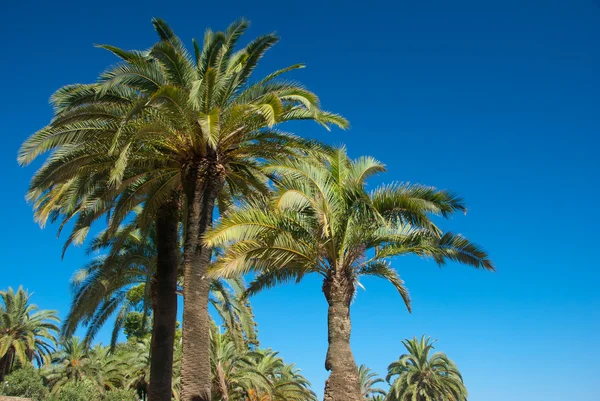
[44, 338, 127, 394]
[206, 148, 493, 401]
[210, 326, 316, 401]
[358, 365, 386, 400]
[210, 327, 269, 401]
[44, 337, 92, 391]
[0, 287, 59, 380]
[386, 336, 467, 401]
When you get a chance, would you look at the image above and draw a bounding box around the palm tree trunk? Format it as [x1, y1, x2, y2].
[148, 201, 180, 401]
[0, 354, 9, 382]
[322, 273, 362, 401]
[180, 161, 225, 401]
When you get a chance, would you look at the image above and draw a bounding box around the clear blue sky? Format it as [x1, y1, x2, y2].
[2, 1, 599, 400]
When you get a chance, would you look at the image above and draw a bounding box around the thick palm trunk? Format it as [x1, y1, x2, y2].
[180, 161, 225, 401]
[323, 273, 362, 401]
[148, 201, 180, 401]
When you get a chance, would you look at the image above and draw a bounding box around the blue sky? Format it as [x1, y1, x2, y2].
[2, 1, 599, 400]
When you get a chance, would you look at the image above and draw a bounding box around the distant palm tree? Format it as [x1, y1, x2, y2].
[206, 148, 493, 401]
[0, 287, 59, 380]
[44, 337, 126, 394]
[210, 326, 316, 401]
[120, 338, 180, 401]
[63, 223, 162, 348]
[358, 365, 386, 400]
[386, 336, 467, 401]
[19, 18, 346, 401]
[44, 337, 91, 391]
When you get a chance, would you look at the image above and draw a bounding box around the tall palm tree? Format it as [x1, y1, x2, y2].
[0, 287, 59, 381]
[358, 365, 386, 400]
[205, 148, 493, 401]
[18, 18, 346, 401]
[386, 336, 467, 401]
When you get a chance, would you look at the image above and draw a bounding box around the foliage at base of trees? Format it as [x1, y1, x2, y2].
[49, 380, 97, 401]
[98, 388, 138, 401]
[1, 365, 49, 400]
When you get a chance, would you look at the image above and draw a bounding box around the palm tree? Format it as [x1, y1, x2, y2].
[210, 326, 316, 401]
[44, 337, 92, 391]
[358, 365, 386, 400]
[205, 148, 493, 401]
[0, 287, 59, 380]
[44, 338, 127, 394]
[18, 18, 346, 401]
[250, 353, 317, 401]
[386, 336, 467, 401]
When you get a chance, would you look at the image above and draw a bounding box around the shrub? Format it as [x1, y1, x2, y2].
[49, 380, 98, 401]
[102, 388, 138, 401]
[1, 365, 49, 400]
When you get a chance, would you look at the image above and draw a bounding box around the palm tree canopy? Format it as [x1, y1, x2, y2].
[386, 336, 467, 401]
[18, 18, 347, 247]
[0, 287, 59, 371]
[206, 147, 493, 308]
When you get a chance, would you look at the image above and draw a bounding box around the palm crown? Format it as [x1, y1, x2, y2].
[18, 18, 346, 239]
[386, 336, 467, 401]
[206, 147, 493, 303]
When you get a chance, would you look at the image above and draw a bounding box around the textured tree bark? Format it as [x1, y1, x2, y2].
[148, 201, 180, 401]
[323, 272, 362, 401]
[180, 160, 225, 401]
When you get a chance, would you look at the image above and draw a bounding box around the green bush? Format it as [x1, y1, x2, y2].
[1, 365, 49, 400]
[49, 380, 99, 401]
[102, 388, 138, 401]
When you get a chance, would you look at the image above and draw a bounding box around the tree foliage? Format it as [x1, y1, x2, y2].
[1, 365, 49, 400]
